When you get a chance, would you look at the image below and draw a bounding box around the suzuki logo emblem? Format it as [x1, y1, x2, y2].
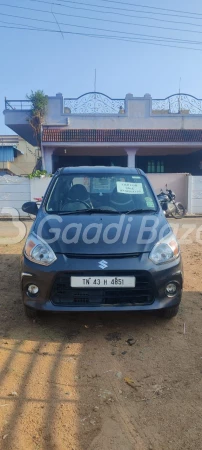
[98, 260, 108, 269]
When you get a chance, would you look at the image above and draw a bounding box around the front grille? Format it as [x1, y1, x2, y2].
[50, 272, 155, 307]
[64, 253, 140, 259]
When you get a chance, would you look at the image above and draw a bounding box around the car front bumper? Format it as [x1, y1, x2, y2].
[21, 253, 183, 312]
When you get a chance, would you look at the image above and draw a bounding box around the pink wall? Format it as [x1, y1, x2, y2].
[147, 173, 188, 208]
[30, 173, 189, 210]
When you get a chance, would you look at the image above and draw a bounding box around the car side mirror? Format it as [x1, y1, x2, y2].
[22, 201, 38, 216]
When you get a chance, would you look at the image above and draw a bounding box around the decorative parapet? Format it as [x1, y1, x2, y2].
[64, 92, 125, 114]
[152, 93, 202, 115]
[5, 93, 202, 116]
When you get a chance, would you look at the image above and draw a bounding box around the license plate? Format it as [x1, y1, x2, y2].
[70, 276, 136, 288]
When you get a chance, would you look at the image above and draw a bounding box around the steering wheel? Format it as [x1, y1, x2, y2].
[71, 199, 91, 208]
[62, 199, 92, 211]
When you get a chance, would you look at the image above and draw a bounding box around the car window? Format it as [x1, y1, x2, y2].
[45, 173, 157, 213]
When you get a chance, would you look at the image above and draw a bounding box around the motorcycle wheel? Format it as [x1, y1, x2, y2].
[171, 202, 185, 219]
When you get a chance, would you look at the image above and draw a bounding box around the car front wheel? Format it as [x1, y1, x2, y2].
[158, 306, 179, 319]
[24, 306, 38, 320]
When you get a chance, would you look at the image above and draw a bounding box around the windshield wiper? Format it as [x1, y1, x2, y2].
[57, 208, 121, 215]
[124, 208, 157, 215]
[51, 208, 157, 215]
[83, 208, 121, 214]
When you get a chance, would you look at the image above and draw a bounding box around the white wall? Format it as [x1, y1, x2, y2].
[0, 176, 51, 217]
[0, 175, 30, 217]
[187, 176, 202, 214]
[30, 177, 51, 201]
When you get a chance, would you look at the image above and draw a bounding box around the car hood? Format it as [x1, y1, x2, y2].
[33, 210, 171, 255]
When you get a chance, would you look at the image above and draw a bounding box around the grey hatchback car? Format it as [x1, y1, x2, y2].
[21, 166, 183, 319]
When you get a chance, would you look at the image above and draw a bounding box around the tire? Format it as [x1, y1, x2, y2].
[24, 306, 38, 320]
[158, 305, 179, 319]
[171, 203, 185, 219]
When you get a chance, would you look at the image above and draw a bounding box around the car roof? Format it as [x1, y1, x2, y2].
[58, 166, 144, 175]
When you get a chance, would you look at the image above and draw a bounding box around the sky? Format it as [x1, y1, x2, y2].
[1, 0, 202, 133]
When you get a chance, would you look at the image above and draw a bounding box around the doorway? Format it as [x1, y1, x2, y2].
[52, 155, 127, 172]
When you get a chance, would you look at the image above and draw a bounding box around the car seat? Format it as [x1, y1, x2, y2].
[62, 184, 92, 211]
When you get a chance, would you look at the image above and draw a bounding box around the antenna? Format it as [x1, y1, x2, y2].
[178, 77, 182, 113]
[179, 77, 181, 94]
[93, 69, 97, 113]
[94, 69, 97, 92]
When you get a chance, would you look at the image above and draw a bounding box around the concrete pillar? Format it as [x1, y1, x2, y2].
[125, 93, 151, 118]
[125, 148, 138, 168]
[46, 93, 64, 122]
[43, 147, 53, 173]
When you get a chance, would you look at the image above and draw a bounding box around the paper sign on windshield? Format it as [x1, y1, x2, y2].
[145, 197, 155, 208]
[117, 182, 144, 195]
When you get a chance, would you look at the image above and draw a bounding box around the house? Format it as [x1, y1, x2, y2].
[4, 91, 202, 175]
[0, 135, 38, 176]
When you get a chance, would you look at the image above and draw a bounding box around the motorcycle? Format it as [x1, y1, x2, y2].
[157, 185, 185, 219]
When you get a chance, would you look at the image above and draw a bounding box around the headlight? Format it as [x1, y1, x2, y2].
[149, 234, 179, 265]
[24, 232, 57, 266]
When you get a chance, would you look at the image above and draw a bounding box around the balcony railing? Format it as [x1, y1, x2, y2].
[5, 99, 32, 110]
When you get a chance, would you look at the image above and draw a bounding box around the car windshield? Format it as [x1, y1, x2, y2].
[45, 173, 158, 214]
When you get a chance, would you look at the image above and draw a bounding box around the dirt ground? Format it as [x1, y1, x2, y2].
[0, 219, 202, 450]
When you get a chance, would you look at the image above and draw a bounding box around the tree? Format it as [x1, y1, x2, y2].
[27, 90, 48, 149]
